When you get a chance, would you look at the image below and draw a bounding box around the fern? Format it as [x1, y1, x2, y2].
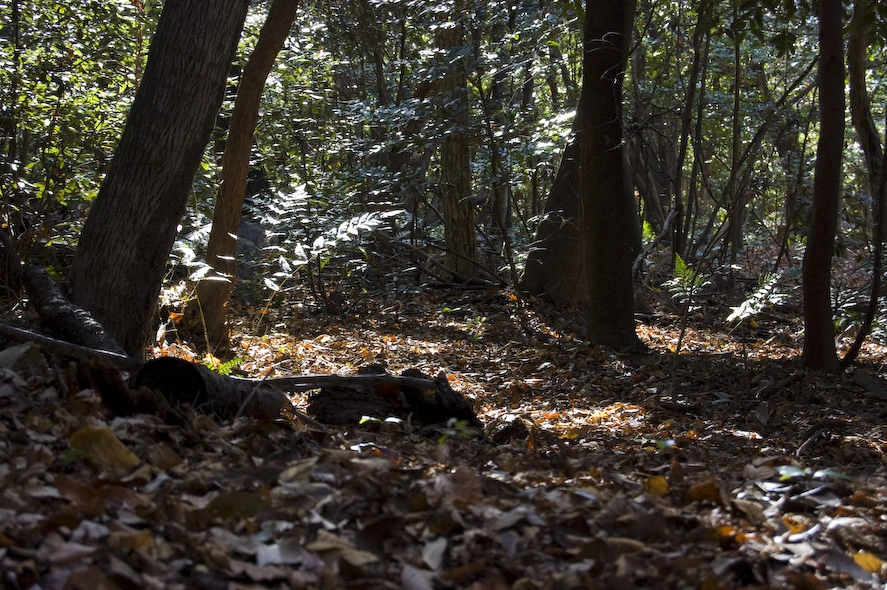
[663, 254, 710, 310]
[204, 356, 244, 376]
[726, 272, 789, 325]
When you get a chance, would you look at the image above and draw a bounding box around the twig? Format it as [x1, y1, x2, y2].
[756, 372, 801, 400]
[284, 406, 330, 432]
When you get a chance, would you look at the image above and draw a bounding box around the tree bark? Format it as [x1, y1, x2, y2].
[726, 1, 745, 265]
[68, 0, 250, 358]
[840, 0, 886, 369]
[436, 0, 477, 280]
[801, 0, 844, 372]
[519, 135, 586, 305]
[847, 0, 883, 198]
[580, 0, 643, 350]
[196, 0, 299, 349]
[672, 0, 713, 256]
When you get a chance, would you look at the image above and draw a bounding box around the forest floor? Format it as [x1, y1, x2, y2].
[2, 269, 887, 589]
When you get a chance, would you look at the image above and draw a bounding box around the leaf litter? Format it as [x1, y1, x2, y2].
[2, 286, 887, 589]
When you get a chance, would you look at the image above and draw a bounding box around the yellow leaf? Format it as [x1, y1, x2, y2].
[109, 529, 154, 552]
[69, 426, 140, 475]
[686, 477, 722, 504]
[854, 551, 883, 573]
[645, 475, 669, 497]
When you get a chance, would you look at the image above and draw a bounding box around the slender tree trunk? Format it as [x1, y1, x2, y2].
[847, 0, 883, 197]
[684, 29, 713, 256]
[195, 0, 299, 349]
[841, 0, 886, 368]
[672, 0, 713, 257]
[581, 0, 643, 350]
[69, 0, 250, 358]
[801, 0, 844, 372]
[437, 0, 477, 280]
[489, 22, 509, 233]
[726, 0, 744, 265]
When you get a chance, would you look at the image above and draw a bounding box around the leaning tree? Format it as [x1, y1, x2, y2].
[195, 0, 299, 350]
[68, 0, 250, 358]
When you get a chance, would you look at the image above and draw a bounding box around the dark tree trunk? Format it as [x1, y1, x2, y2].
[68, 0, 250, 358]
[519, 3, 643, 312]
[436, 0, 477, 280]
[519, 135, 586, 305]
[801, 0, 844, 372]
[196, 0, 299, 349]
[580, 0, 643, 350]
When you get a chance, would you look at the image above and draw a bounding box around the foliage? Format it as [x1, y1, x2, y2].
[663, 254, 710, 309]
[203, 354, 243, 376]
[255, 184, 407, 293]
[726, 272, 790, 326]
[0, 0, 156, 257]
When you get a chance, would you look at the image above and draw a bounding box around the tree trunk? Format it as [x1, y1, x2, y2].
[726, 1, 745, 265]
[840, 0, 885, 369]
[195, 0, 299, 349]
[68, 0, 250, 358]
[519, 135, 586, 305]
[436, 0, 477, 280]
[580, 0, 643, 350]
[847, 0, 883, 198]
[672, 0, 713, 257]
[801, 0, 844, 372]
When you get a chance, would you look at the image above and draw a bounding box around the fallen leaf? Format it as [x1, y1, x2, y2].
[686, 477, 722, 505]
[422, 537, 447, 570]
[69, 425, 140, 476]
[402, 564, 435, 590]
[645, 475, 669, 497]
[205, 491, 271, 518]
[853, 551, 883, 574]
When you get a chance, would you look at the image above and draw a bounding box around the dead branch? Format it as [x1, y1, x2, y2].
[0, 322, 143, 372]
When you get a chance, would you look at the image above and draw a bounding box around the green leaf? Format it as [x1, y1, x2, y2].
[674, 253, 688, 278]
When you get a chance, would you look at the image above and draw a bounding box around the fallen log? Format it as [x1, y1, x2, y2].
[306, 364, 481, 427]
[131, 357, 286, 420]
[0, 229, 125, 355]
[0, 323, 479, 427]
[0, 323, 142, 372]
